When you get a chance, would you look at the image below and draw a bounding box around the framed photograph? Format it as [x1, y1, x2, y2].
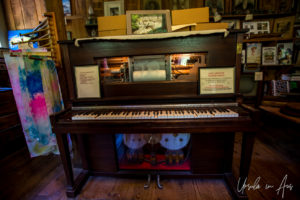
[277, 0, 293, 14]
[170, 0, 190, 10]
[233, 0, 256, 14]
[62, 0, 71, 16]
[126, 10, 172, 35]
[257, 21, 270, 34]
[142, 0, 162, 10]
[104, 0, 124, 16]
[8, 29, 38, 50]
[205, 0, 224, 15]
[262, 47, 277, 65]
[273, 16, 295, 39]
[259, 0, 276, 13]
[74, 65, 101, 98]
[277, 43, 293, 65]
[198, 67, 235, 95]
[246, 43, 261, 64]
[243, 21, 257, 34]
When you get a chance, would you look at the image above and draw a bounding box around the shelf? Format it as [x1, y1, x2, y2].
[209, 13, 295, 20]
[243, 37, 293, 43]
[263, 96, 287, 100]
[65, 15, 83, 20]
[261, 64, 294, 68]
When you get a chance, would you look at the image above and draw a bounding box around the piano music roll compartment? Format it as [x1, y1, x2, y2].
[97, 53, 206, 84]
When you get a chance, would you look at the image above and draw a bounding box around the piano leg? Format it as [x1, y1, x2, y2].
[56, 133, 89, 198]
[239, 132, 255, 190]
[225, 131, 255, 200]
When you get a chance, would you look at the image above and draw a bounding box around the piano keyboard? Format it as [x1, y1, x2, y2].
[71, 107, 239, 120]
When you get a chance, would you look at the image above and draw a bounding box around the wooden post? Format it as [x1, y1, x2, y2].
[44, 0, 67, 41]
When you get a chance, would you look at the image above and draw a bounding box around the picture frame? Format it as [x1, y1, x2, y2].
[277, 0, 293, 14]
[104, 0, 124, 16]
[233, 0, 256, 14]
[243, 21, 257, 34]
[198, 67, 235, 95]
[243, 21, 270, 34]
[205, 0, 224, 16]
[246, 43, 262, 64]
[273, 16, 295, 39]
[74, 65, 101, 98]
[256, 21, 270, 34]
[62, 0, 71, 16]
[126, 10, 172, 35]
[170, 0, 190, 10]
[259, 0, 276, 14]
[262, 47, 277, 65]
[141, 0, 162, 10]
[277, 43, 293, 65]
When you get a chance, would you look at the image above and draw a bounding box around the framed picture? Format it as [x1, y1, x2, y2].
[243, 21, 257, 34]
[277, 0, 293, 14]
[142, 0, 162, 10]
[104, 0, 124, 16]
[74, 65, 101, 98]
[277, 43, 293, 65]
[246, 43, 261, 64]
[257, 21, 270, 34]
[259, 0, 276, 13]
[62, 0, 71, 16]
[205, 0, 224, 15]
[262, 47, 277, 65]
[233, 0, 256, 14]
[8, 29, 38, 50]
[126, 10, 172, 35]
[273, 16, 295, 39]
[170, 0, 190, 10]
[198, 67, 235, 95]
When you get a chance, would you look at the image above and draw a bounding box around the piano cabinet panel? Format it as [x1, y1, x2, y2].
[83, 134, 118, 172]
[80, 132, 235, 174]
[103, 81, 197, 98]
[191, 133, 235, 174]
[67, 34, 236, 67]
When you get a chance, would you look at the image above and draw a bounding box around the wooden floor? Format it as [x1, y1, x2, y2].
[1, 130, 300, 200]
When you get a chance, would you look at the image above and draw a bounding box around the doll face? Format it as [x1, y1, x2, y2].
[160, 133, 190, 150]
[123, 134, 147, 150]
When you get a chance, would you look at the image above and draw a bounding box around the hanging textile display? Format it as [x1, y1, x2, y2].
[4, 54, 64, 157]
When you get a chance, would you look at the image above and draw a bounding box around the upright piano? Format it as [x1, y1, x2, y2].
[52, 30, 258, 199]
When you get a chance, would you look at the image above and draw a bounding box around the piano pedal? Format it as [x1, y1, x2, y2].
[144, 174, 151, 189]
[156, 174, 163, 189]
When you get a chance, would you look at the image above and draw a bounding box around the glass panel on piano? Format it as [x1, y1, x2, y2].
[97, 53, 206, 83]
[115, 133, 191, 170]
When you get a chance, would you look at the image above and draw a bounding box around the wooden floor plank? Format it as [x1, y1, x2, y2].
[2, 128, 299, 200]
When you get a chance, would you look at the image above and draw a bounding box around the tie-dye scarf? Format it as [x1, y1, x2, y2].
[4, 54, 64, 157]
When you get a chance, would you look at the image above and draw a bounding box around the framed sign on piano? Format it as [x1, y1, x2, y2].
[198, 67, 235, 95]
[74, 65, 101, 98]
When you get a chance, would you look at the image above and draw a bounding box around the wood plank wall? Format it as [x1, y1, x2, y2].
[3, 0, 46, 30]
[3, 0, 206, 34]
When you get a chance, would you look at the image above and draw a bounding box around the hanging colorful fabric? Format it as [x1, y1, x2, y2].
[4, 54, 64, 157]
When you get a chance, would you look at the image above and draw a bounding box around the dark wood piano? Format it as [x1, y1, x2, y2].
[52, 30, 258, 199]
